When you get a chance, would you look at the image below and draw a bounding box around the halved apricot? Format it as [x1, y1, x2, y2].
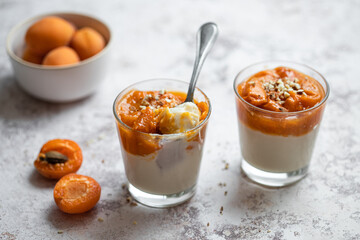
[34, 139, 82, 179]
[54, 174, 101, 214]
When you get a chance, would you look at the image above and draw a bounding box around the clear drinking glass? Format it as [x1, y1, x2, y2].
[234, 61, 330, 187]
[113, 79, 211, 207]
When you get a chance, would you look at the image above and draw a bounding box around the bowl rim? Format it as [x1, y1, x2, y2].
[6, 11, 112, 70]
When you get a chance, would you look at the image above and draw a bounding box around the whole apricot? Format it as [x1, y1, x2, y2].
[25, 16, 75, 55]
[22, 47, 43, 64]
[71, 27, 105, 60]
[42, 46, 80, 66]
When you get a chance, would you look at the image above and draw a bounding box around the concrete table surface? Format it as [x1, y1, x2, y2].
[0, 0, 359, 239]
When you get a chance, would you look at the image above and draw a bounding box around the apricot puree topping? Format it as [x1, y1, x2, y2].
[118, 90, 208, 134]
[116, 90, 209, 156]
[236, 67, 326, 136]
[238, 67, 324, 112]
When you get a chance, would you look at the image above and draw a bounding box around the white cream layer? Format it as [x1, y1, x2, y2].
[121, 136, 203, 195]
[239, 122, 320, 173]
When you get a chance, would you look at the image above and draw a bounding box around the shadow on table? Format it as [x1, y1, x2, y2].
[45, 182, 198, 239]
[228, 168, 303, 212]
[47, 204, 101, 229]
[28, 169, 58, 188]
[0, 74, 92, 120]
[46, 191, 128, 236]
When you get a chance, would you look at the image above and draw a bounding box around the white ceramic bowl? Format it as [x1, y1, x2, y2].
[6, 12, 111, 102]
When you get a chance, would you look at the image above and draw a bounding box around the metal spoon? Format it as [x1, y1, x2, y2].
[184, 22, 218, 103]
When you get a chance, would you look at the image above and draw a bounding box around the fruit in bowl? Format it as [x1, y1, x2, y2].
[22, 15, 106, 66]
[6, 12, 111, 102]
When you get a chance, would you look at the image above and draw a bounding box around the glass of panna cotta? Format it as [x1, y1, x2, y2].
[234, 61, 329, 187]
[113, 79, 211, 207]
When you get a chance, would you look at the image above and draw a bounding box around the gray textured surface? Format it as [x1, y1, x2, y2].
[1, 0, 360, 239]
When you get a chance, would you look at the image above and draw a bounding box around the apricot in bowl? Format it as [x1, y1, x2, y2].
[22, 16, 105, 66]
[71, 27, 105, 60]
[6, 13, 111, 102]
[42, 46, 80, 66]
[25, 16, 75, 56]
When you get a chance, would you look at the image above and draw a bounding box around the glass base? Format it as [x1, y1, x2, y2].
[241, 159, 308, 187]
[128, 183, 196, 208]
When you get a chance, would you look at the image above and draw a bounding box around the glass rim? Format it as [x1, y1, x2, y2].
[113, 78, 212, 137]
[233, 60, 330, 115]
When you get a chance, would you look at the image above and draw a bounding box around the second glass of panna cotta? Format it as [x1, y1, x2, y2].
[234, 61, 329, 187]
[113, 79, 211, 207]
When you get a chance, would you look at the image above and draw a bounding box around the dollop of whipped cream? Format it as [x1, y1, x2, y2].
[159, 102, 200, 134]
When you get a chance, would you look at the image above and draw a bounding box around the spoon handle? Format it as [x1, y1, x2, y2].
[185, 22, 218, 102]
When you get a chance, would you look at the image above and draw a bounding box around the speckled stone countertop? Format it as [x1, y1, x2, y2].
[1, 0, 359, 239]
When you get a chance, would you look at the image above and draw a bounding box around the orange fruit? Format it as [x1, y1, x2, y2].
[22, 47, 43, 64]
[71, 27, 105, 60]
[54, 174, 101, 214]
[25, 16, 75, 55]
[42, 46, 80, 66]
[34, 139, 83, 179]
